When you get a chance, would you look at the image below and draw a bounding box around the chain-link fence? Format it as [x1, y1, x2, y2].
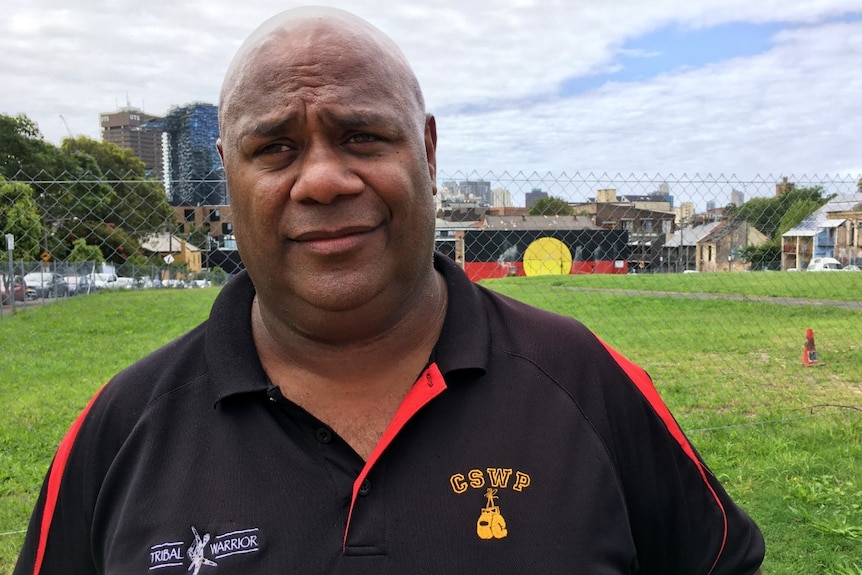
[2, 170, 861, 419]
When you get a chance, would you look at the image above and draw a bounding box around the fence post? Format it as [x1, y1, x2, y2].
[5, 234, 15, 313]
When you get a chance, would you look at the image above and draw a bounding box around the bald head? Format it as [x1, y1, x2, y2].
[219, 7, 425, 139]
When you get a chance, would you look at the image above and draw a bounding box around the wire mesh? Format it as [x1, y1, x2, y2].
[1, 169, 861, 432]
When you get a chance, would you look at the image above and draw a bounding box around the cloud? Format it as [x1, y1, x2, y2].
[0, 0, 859, 180]
[434, 18, 862, 177]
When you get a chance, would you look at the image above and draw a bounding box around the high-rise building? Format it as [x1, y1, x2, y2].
[525, 188, 548, 208]
[675, 202, 695, 225]
[99, 107, 164, 179]
[730, 189, 745, 207]
[491, 187, 512, 208]
[459, 180, 492, 205]
[154, 103, 225, 206]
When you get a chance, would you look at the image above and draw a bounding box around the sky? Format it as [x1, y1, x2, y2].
[2, 0, 861, 200]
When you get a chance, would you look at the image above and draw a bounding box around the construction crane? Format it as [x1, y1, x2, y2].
[59, 114, 73, 138]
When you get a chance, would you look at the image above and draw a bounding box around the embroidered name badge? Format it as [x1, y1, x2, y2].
[150, 526, 261, 573]
[449, 467, 532, 540]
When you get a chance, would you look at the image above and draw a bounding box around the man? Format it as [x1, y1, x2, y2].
[16, 7, 764, 574]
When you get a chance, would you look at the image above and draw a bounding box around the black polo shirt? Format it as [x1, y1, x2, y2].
[16, 254, 764, 574]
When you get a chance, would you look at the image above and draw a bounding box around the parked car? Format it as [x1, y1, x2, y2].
[1, 273, 27, 304]
[114, 276, 136, 289]
[64, 275, 94, 295]
[843, 264, 861, 271]
[91, 273, 118, 290]
[23, 271, 69, 298]
[806, 257, 843, 271]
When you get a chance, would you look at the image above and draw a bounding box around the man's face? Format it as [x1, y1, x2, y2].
[218, 25, 437, 318]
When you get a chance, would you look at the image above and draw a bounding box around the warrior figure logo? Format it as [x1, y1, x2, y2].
[187, 526, 218, 574]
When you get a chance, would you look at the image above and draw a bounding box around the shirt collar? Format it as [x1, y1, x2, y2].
[206, 253, 490, 405]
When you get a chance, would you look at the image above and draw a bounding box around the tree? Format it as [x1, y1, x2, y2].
[0, 176, 43, 261]
[736, 186, 828, 240]
[777, 199, 823, 238]
[180, 224, 211, 252]
[739, 243, 781, 271]
[67, 238, 104, 263]
[528, 196, 574, 216]
[59, 137, 173, 234]
[0, 113, 78, 179]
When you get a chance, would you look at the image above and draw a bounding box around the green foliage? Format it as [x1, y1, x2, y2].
[181, 224, 212, 252]
[209, 266, 228, 286]
[736, 186, 829, 240]
[0, 177, 43, 260]
[739, 241, 781, 270]
[123, 253, 150, 267]
[59, 137, 173, 235]
[777, 198, 825, 237]
[67, 238, 104, 263]
[528, 196, 574, 216]
[785, 474, 862, 540]
[0, 113, 78, 179]
[0, 115, 174, 264]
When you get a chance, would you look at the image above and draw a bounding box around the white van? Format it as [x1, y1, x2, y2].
[806, 257, 843, 271]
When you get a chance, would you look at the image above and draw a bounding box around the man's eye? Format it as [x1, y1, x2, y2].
[347, 133, 379, 144]
[257, 143, 293, 155]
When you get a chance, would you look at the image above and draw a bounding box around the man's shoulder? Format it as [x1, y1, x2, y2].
[477, 284, 598, 349]
[100, 271, 257, 412]
[88, 322, 212, 430]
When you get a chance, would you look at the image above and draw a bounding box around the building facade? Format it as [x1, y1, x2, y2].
[525, 188, 548, 208]
[782, 193, 862, 270]
[157, 103, 226, 206]
[99, 108, 164, 179]
[696, 221, 769, 272]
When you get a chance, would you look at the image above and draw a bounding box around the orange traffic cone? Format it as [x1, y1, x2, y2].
[802, 328, 819, 367]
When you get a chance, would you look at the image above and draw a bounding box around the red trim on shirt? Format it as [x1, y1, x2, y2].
[32, 385, 107, 575]
[598, 338, 728, 575]
[343, 363, 447, 550]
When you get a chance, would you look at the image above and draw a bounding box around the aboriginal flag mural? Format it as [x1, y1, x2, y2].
[440, 229, 630, 281]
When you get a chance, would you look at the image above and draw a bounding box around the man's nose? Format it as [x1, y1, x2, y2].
[289, 140, 365, 204]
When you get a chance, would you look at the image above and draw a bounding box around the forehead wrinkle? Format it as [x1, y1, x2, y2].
[220, 12, 425, 138]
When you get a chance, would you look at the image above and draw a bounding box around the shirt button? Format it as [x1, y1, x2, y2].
[358, 480, 371, 496]
[316, 428, 332, 444]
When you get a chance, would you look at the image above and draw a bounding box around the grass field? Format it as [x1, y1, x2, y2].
[1, 272, 860, 574]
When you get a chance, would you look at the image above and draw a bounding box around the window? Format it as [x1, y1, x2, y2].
[642, 219, 653, 233]
[184, 209, 195, 222]
[222, 222, 233, 235]
[209, 209, 221, 222]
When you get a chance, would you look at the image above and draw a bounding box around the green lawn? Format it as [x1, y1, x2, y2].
[1, 273, 860, 574]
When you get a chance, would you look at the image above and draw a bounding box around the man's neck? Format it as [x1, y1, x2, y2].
[251, 271, 448, 458]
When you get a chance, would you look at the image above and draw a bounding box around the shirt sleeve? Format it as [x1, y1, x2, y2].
[14, 386, 107, 575]
[598, 339, 765, 575]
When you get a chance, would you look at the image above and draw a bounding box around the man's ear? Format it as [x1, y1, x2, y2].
[216, 138, 225, 164]
[425, 114, 438, 195]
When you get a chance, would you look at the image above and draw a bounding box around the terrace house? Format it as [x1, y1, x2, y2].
[696, 221, 769, 272]
[781, 193, 862, 270]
